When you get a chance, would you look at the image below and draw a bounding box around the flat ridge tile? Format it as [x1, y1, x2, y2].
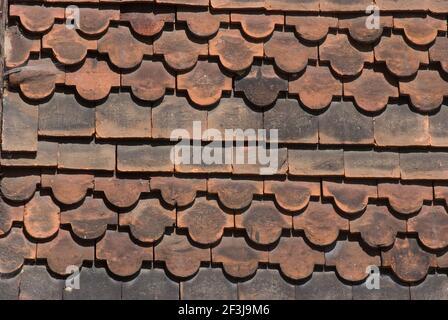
[288, 149, 344, 176]
[123, 269, 179, 300]
[0, 140, 58, 167]
[181, 268, 237, 300]
[266, 0, 319, 11]
[58, 142, 115, 171]
[400, 152, 448, 180]
[344, 151, 400, 179]
[117, 144, 173, 172]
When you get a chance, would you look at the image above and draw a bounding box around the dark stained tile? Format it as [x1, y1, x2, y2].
[350, 205, 406, 248]
[24, 194, 60, 240]
[264, 31, 318, 74]
[382, 238, 437, 283]
[293, 201, 349, 247]
[375, 35, 429, 78]
[209, 29, 263, 72]
[0, 228, 35, 274]
[410, 274, 448, 300]
[95, 177, 150, 208]
[408, 206, 448, 250]
[339, 16, 393, 44]
[0, 171, 40, 203]
[400, 152, 448, 180]
[232, 146, 288, 176]
[98, 26, 152, 69]
[235, 201, 291, 245]
[122, 61, 175, 102]
[8, 58, 65, 100]
[320, 34, 373, 77]
[208, 178, 262, 210]
[289, 65, 341, 110]
[207, 98, 262, 141]
[235, 64, 288, 108]
[295, 272, 352, 300]
[344, 151, 400, 179]
[374, 104, 429, 146]
[117, 144, 173, 172]
[344, 69, 399, 113]
[65, 58, 120, 101]
[37, 229, 94, 275]
[353, 274, 410, 300]
[174, 145, 232, 174]
[19, 266, 63, 300]
[181, 268, 237, 300]
[155, 233, 209, 279]
[152, 96, 206, 140]
[264, 99, 318, 144]
[239, 269, 295, 300]
[39, 93, 95, 137]
[212, 237, 268, 279]
[264, 179, 320, 212]
[288, 149, 344, 176]
[150, 177, 206, 207]
[270, 237, 324, 281]
[0, 275, 20, 300]
[63, 267, 122, 300]
[285, 15, 337, 42]
[154, 30, 207, 71]
[177, 61, 232, 106]
[400, 70, 448, 112]
[123, 269, 179, 300]
[61, 197, 117, 240]
[121, 10, 174, 37]
[378, 182, 432, 214]
[178, 197, 233, 245]
[58, 142, 115, 171]
[322, 179, 377, 214]
[1, 91, 38, 152]
[430, 37, 448, 74]
[96, 93, 151, 139]
[430, 107, 448, 146]
[5, 25, 40, 68]
[177, 9, 228, 38]
[231, 13, 282, 39]
[96, 230, 152, 277]
[394, 16, 446, 46]
[326, 240, 381, 282]
[42, 173, 93, 206]
[120, 198, 175, 243]
[319, 101, 374, 145]
[42, 24, 96, 65]
[10, 5, 64, 33]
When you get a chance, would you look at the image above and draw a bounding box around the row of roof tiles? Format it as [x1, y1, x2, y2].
[7, 55, 448, 112]
[3, 266, 448, 300]
[1, 224, 447, 283]
[9, 5, 448, 46]
[7, 0, 448, 13]
[2, 172, 448, 215]
[4, 93, 448, 150]
[2, 188, 448, 251]
[4, 141, 448, 179]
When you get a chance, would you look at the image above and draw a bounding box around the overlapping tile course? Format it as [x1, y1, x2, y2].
[2, 0, 448, 300]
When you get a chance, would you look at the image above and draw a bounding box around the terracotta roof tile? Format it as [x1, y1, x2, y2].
[267, 0, 319, 11]
[295, 272, 352, 300]
[289, 149, 344, 176]
[0, 171, 39, 203]
[58, 142, 116, 171]
[77, 8, 120, 36]
[211, 0, 264, 9]
[378, 182, 432, 214]
[177, 9, 228, 38]
[408, 206, 448, 250]
[177, 197, 233, 245]
[264, 31, 318, 74]
[264, 179, 320, 212]
[19, 266, 63, 300]
[410, 274, 448, 300]
[121, 60, 175, 101]
[181, 268, 237, 300]
[208, 178, 262, 210]
[154, 30, 207, 71]
[394, 16, 446, 46]
[120, 198, 175, 243]
[61, 197, 117, 240]
[95, 177, 150, 208]
[41, 173, 93, 205]
[353, 274, 410, 300]
[121, 9, 174, 37]
[320, 0, 374, 12]
[350, 205, 406, 248]
[10, 4, 64, 33]
[150, 176, 206, 207]
[0, 198, 23, 236]
[96, 230, 152, 277]
[344, 151, 400, 179]
[294, 202, 349, 246]
[123, 269, 179, 300]
[210, 29, 263, 72]
[5, 25, 40, 68]
[430, 37, 448, 74]
[400, 152, 448, 180]
[0, 228, 35, 274]
[24, 194, 60, 240]
[117, 144, 173, 172]
[231, 13, 283, 40]
[43, 24, 96, 65]
[339, 16, 393, 44]
[286, 15, 337, 42]
[238, 269, 295, 300]
[1, 140, 58, 168]
[235, 201, 291, 245]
